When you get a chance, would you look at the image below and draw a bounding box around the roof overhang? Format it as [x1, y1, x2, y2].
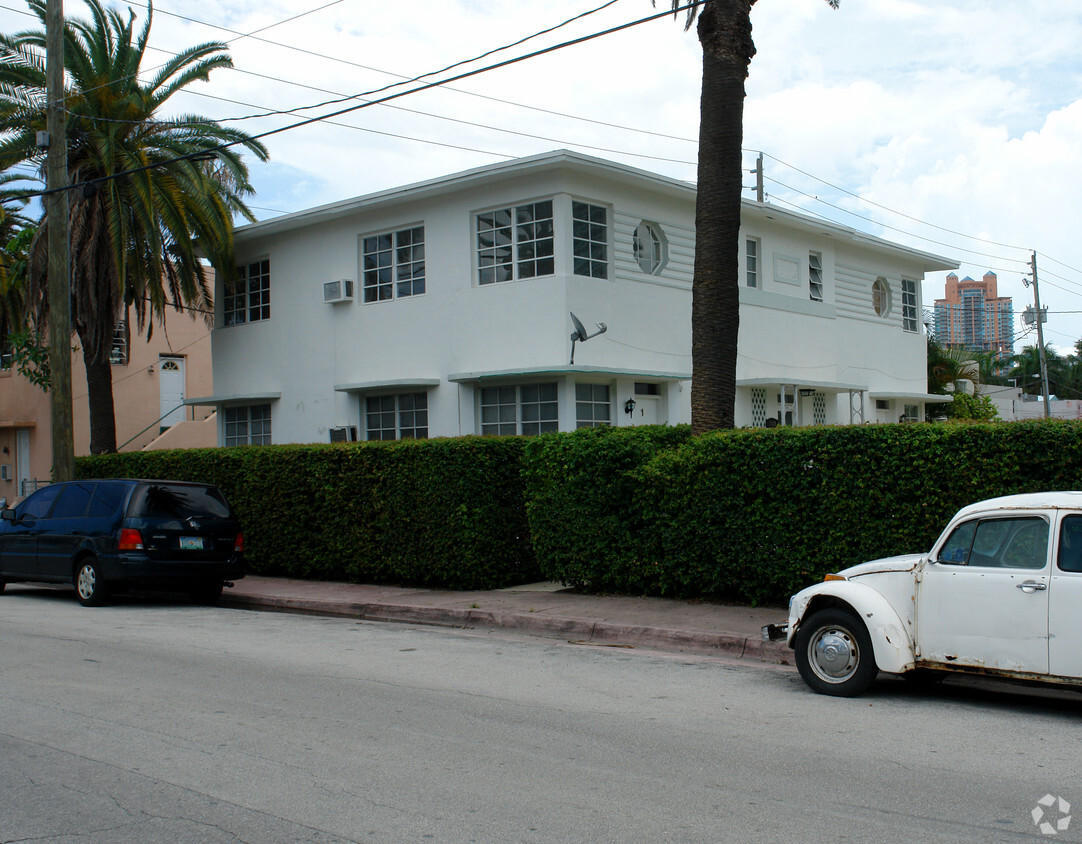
[334, 378, 441, 393]
[448, 365, 691, 383]
[185, 392, 282, 406]
[738, 377, 867, 394]
[869, 391, 952, 403]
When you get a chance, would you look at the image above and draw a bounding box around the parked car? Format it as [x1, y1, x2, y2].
[767, 492, 1082, 697]
[0, 479, 245, 606]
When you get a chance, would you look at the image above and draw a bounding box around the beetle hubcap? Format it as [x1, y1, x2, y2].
[809, 626, 858, 683]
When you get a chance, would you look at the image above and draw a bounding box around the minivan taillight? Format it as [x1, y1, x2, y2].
[118, 528, 144, 551]
[234, 532, 244, 553]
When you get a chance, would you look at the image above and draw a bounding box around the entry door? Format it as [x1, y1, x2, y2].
[159, 357, 186, 428]
[916, 515, 1051, 674]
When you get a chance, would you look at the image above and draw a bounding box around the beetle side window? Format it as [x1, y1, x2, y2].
[938, 521, 976, 564]
[1058, 515, 1082, 573]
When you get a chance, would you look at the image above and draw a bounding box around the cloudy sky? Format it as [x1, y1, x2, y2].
[4, 0, 1081, 352]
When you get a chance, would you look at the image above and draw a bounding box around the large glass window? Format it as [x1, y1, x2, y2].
[573, 202, 608, 279]
[477, 200, 554, 285]
[109, 317, 129, 365]
[366, 393, 428, 440]
[576, 383, 611, 428]
[225, 259, 270, 325]
[481, 383, 558, 436]
[224, 405, 271, 446]
[362, 226, 425, 302]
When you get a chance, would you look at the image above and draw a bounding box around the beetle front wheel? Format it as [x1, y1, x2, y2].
[794, 608, 878, 697]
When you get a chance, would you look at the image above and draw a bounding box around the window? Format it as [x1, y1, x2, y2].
[109, 318, 129, 365]
[366, 393, 429, 440]
[50, 482, 95, 519]
[1059, 515, 1082, 572]
[17, 484, 61, 519]
[901, 404, 919, 423]
[809, 252, 824, 301]
[362, 226, 425, 302]
[225, 259, 270, 325]
[477, 200, 554, 285]
[633, 221, 665, 275]
[576, 383, 611, 428]
[224, 404, 271, 446]
[901, 279, 918, 332]
[746, 238, 760, 288]
[572, 202, 608, 279]
[872, 277, 891, 317]
[481, 383, 558, 436]
[939, 517, 1049, 569]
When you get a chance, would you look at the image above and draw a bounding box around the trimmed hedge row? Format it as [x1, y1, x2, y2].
[76, 437, 538, 590]
[526, 420, 1082, 604]
[76, 420, 1082, 604]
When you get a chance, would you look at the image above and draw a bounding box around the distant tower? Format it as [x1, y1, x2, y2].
[933, 271, 1014, 370]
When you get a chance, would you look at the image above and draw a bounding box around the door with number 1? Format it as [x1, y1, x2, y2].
[159, 357, 186, 428]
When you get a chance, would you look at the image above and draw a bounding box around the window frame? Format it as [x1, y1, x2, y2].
[572, 201, 608, 279]
[480, 382, 559, 436]
[902, 279, 918, 332]
[365, 392, 429, 441]
[476, 200, 555, 285]
[224, 404, 272, 446]
[575, 383, 611, 428]
[633, 221, 667, 276]
[809, 251, 824, 302]
[361, 225, 426, 303]
[225, 259, 271, 326]
[745, 237, 760, 288]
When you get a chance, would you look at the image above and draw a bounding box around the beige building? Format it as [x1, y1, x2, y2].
[0, 305, 215, 502]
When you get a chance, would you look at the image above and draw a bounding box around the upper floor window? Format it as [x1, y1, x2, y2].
[809, 252, 824, 301]
[481, 382, 558, 436]
[366, 393, 429, 440]
[633, 221, 666, 275]
[477, 200, 554, 285]
[572, 202, 608, 279]
[362, 226, 425, 302]
[225, 259, 270, 325]
[109, 317, 129, 365]
[872, 277, 891, 317]
[746, 238, 760, 288]
[225, 404, 271, 446]
[902, 279, 918, 332]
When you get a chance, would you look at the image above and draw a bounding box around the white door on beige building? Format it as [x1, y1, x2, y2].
[159, 356, 186, 428]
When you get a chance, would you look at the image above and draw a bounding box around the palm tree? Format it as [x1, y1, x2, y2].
[1009, 344, 1062, 396]
[660, 0, 838, 433]
[926, 335, 979, 395]
[0, 0, 268, 453]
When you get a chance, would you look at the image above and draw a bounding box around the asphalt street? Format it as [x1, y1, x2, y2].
[2, 590, 1081, 843]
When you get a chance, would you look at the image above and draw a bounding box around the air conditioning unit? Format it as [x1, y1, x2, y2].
[323, 279, 355, 304]
[0, 464, 9, 481]
[329, 426, 358, 443]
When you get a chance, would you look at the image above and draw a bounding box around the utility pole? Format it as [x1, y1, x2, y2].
[1023, 251, 1051, 419]
[754, 152, 764, 203]
[46, 0, 74, 481]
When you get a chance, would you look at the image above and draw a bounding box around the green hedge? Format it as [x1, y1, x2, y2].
[76, 420, 1082, 605]
[76, 437, 538, 590]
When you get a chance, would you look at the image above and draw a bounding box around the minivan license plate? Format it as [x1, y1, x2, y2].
[180, 536, 204, 550]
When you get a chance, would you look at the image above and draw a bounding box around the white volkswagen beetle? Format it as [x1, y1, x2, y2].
[770, 492, 1082, 697]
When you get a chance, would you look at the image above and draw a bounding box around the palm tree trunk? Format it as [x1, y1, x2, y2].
[83, 348, 117, 454]
[689, 1, 754, 433]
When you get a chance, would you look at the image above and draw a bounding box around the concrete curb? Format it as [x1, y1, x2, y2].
[220, 592, 792, 662]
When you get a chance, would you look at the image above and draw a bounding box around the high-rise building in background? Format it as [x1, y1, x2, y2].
[933, 271, 1014, 369]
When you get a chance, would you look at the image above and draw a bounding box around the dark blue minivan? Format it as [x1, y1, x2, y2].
[0, 479, 245, 606]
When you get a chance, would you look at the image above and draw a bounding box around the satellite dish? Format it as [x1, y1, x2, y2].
[569, 311, 608, 364]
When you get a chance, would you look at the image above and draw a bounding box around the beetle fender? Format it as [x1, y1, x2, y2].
[789, 581, 915, 674]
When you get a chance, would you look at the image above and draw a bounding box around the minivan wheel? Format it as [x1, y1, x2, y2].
[188, 580, 223, 605]
[74, 559, 109, 607]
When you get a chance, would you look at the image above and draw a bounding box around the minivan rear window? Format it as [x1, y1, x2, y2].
[87, 482, 131, 519]
[130, 484, 231, 520]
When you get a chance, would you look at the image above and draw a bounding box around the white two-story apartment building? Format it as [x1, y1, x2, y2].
[193, 150, 957, 444]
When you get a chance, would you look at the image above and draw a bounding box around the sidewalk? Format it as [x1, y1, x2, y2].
[221, 576, 792, 663]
